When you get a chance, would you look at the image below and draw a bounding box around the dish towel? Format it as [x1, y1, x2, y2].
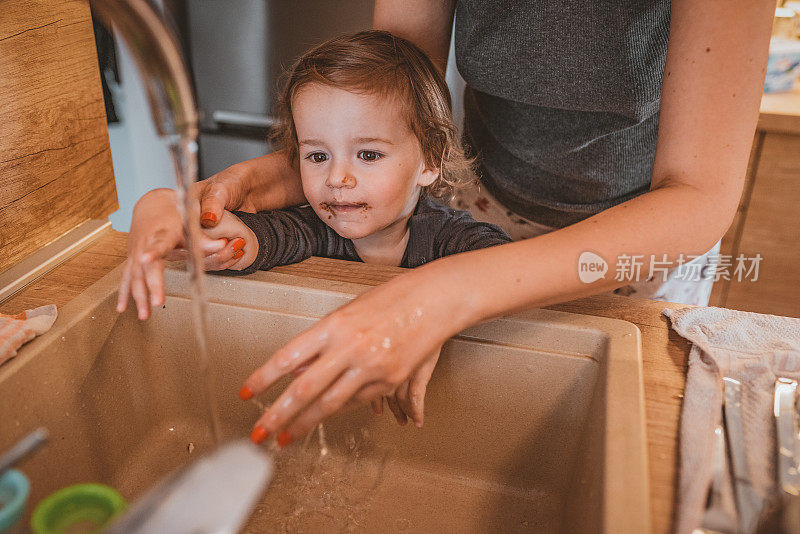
[0, 305, 58, 366]
[663, 306, 800, 534]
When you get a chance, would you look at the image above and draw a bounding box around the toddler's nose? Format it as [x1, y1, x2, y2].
[326, 173, 357, 189]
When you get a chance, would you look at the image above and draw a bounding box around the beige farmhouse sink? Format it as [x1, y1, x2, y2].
[0, 264, 649, 533]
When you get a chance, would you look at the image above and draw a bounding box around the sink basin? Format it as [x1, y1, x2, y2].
[0, 264, 649, 533]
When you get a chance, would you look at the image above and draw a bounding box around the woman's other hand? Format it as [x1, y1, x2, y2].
[199, 210, 259, 271]
[196, 164, 258, 228]
[196, 151, 307, 229]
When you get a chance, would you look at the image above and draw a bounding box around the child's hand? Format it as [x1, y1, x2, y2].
[117, 189, 229, 320]
[200, 210, 259, 271]
[371, 346, 441, 428]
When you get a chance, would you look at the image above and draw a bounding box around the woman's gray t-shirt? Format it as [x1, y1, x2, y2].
[454, 0, 671, 227]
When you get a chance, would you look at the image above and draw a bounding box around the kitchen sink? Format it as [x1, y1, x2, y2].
[0, 264, 649, 533]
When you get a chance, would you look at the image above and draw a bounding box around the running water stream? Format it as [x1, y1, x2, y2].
[89, 0, 222, 447]
[168, 136, 222, 445]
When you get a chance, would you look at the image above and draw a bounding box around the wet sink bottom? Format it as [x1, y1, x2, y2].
[246, 446, 557, 533]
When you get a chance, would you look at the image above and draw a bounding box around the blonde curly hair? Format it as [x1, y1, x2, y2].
[269, 30, 476, 200]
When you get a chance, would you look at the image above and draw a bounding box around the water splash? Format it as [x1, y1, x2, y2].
[241, 423, 389, 533]
[317, 423, 329, 457]
[249, 399, 329, 458]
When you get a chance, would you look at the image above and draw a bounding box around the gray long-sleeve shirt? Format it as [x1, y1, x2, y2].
[225, 195, 512, 275]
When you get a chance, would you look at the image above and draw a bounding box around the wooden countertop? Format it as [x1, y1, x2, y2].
[0, 228, 693, 534]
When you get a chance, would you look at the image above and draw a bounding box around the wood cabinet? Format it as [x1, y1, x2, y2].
[709, 90, 800, 317]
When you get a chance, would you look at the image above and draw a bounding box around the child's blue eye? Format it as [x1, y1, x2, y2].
[358, 150, 382, 162]
[306, 152, 328, 163]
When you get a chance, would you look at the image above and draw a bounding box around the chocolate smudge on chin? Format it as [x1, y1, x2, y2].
[319, 202, 336, 218]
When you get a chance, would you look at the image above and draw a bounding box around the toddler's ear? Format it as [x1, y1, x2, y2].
[417, 165, 440, 188]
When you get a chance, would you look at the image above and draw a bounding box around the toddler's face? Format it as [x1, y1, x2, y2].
[292, 83, 438, 240]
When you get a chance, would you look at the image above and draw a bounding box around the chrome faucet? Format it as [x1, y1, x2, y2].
[90, 0, 197, 140]
[106, 440, 273, 534]
[88, 3, 272, 532]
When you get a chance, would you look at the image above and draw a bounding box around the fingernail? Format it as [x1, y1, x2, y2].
[231, 238, 246, 252]
[238, 385, 253, 401]
[277, 431, 293, 448]
[201, 212, 217, 224]
[233, 250, 244, 260]
[415, 421, 423, 428]
[250, 426, 269, 444]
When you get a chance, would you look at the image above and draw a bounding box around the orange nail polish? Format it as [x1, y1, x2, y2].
[231, 238, 246, 252]
[250, 426, 269, 444]
[200, 212, 217, 224]
[238, 385, 253, 400]
[276, 431, 293, 448]
[233, 250, 244, 260]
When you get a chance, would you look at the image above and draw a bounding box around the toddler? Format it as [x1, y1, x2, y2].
[202, 30, 511, 275]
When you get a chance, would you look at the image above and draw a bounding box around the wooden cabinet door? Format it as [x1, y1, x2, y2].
[711, 132, 800, 317]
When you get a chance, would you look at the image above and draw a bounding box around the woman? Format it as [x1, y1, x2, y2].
[124, 0, 775, 441]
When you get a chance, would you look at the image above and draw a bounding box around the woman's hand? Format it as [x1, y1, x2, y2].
[372, 346, 441, 427]
[240, 262, 470, 446]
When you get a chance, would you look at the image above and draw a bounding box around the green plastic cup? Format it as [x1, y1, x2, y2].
[31, 483, 127, 534]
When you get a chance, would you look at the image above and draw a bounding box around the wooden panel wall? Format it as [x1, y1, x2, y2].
[0, 0, 117, 273]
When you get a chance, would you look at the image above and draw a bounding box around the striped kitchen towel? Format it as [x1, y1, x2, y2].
[664, 306, 800, 534]
[0, 305, 57, 366]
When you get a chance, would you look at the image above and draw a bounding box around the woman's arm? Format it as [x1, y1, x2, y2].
[452, 0, 776, 322]
[240, 0, 776, 443]
[373, 0, 456, 73]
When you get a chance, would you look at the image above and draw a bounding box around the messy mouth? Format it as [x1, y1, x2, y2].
[319, 202, 371, 217]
